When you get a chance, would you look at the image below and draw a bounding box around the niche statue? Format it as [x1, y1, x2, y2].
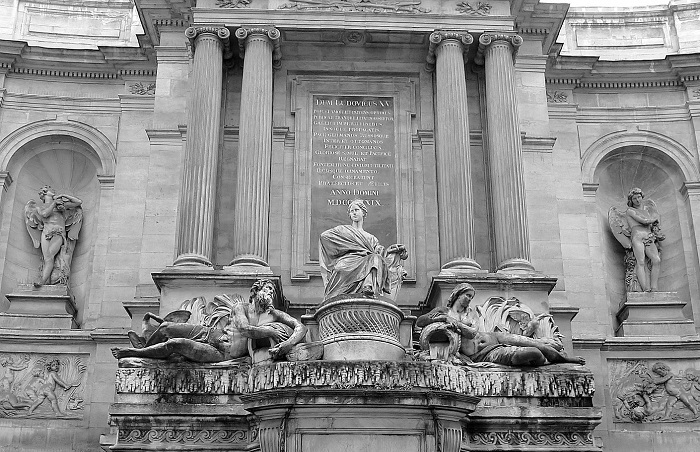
[608, 188, 664, 292]
[319, 199, 408, 300]
[24, 185, 83, 286]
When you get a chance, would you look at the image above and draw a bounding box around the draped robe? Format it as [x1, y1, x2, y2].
[319, 225, 391, 299]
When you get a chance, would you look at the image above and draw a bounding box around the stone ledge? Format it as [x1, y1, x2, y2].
[115, 360, 595, 398]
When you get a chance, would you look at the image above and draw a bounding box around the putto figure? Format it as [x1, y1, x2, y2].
[24, 185, 83, 286]
[416, 284, 585, 367]
[608, 187, 664, 292]
[319, 199, 408, 300]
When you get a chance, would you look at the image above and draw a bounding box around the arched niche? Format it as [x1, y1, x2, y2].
[0, 135, 102, 326]
[593, 145, 696, 325]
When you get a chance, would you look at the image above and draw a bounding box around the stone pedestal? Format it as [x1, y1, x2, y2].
[109, 360, 599, 452]
[1, 283, 77, 328]
[151, 268, 284, 315]
[616, 291, 697, 337]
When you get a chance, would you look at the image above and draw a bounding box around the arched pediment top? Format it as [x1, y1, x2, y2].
[0, 119, 117, 176]
[581, 129, 699, 183]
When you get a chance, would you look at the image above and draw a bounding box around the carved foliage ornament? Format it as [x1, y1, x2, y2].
[546, 90, 567, 103]
[0, 353, 87, 419]
[456, 1, 491, 15]
[216, 0, 252, 7]
[129, 82, 156, 95]
[278, 0, 430, 14]
[468, 431, 594, 447]
[118, 429, 248, 444]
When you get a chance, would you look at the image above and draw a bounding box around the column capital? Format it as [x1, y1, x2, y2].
[426, 30, 473, 72]
[235, 27, 282, 69]
[185, 26, 232, 58]
[474, 33, 523, 65]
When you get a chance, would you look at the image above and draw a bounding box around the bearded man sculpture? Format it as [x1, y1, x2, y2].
[319, 199, 407, 300]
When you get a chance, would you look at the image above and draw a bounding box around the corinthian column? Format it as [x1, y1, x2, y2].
[229, 27, 281, 270]
[477, 34, 534, 273]
[427, 31, 481, 273]
[174, 26, 230, 266]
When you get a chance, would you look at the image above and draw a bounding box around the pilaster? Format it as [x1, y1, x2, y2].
[477, 34, 535, 273]
[173, 26, 229, 267]
[229, 27, 280, 272]
[427, 30, 481, 274]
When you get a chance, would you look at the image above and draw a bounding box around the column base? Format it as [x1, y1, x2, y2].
[440, 258, 484, 275]
[496, 258, 536, 274]
[172, 253, 212, 267]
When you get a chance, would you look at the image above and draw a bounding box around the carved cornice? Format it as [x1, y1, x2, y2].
[185, 26, 232, 59]
[235, 27, 282, 69]
[425, 31, 473, 72]
[475, 34, 523, 65]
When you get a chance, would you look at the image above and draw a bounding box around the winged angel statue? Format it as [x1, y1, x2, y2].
[24, 185, 82, 286]
[608, 187, 664, 292]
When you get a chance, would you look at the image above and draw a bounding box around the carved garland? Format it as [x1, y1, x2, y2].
[216, 0, 252, 7]
[278, 0, 430, 13]
[456, 2, 491, 15]
[546, 90, 568, 103]
[129, 82, 156, 95]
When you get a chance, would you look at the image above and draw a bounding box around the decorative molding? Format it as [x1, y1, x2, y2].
[425, 31, 473, 72]
[118, 429, 248, 445]
[0, 92, 121, 114]
[546, 78, 580, 86]
[279, 0, 430, 13]
[475, 34, 523, 65]
[546, 90, 568, 103]
[576, 106, 690, 123]
[578, 80, 680, 89]
[235, 27, 282, 68]
[456, 2, 491, 15]
[467, 431, 594, 447]
[128, 82, 156, 95]
[0, 171, 12, 191]
[119, 69, 157, 77]
[216, 0, 252, 7]
[692, 88, 700, 99]
[11, 67, 118, 79]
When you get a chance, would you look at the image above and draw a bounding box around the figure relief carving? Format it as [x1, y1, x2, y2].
[0, 353, 86, 419]
[24, 185, 83, 286]
[112, 279, 312, 364]
[608, 188, 664, 292]
[456, 1, 491, 15]
[278, 0, 430, 13]
[319, 199, 408, 300]
[612, 360, 700, 422]
[416, 284, 583, 367]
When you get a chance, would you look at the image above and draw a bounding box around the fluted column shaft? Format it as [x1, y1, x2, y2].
[174, 27, 229, 266]
[429, 31, 481, 272]
[230, 28, 279, 268]
[479, 34, 534, 272]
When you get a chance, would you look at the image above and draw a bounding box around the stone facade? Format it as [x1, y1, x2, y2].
[0, 0, 699, 451]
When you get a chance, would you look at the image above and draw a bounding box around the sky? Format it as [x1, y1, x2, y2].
[542, 0, 666, 6]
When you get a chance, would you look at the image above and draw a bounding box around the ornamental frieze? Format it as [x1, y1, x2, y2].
[0, 353, 88, 419]
[611, 359, 700, 423]
[456, 1, 491, 15]
[467, 431, 595, 448]
[278, 0, 430, 14]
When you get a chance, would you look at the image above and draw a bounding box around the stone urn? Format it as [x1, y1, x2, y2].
[313, 295, 409, 360]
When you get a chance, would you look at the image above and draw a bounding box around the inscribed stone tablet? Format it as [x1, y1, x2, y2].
[310, 95, 398, 260]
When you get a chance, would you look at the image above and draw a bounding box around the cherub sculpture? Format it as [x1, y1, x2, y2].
[319, 199, 408, 300]
[608, 188, 664, 292]
[24, 185, 83, 286]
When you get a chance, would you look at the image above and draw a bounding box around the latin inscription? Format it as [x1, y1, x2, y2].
[310, 95, 397, 260]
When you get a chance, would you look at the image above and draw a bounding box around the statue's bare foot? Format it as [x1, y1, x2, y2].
[570, 356, 586, 365]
